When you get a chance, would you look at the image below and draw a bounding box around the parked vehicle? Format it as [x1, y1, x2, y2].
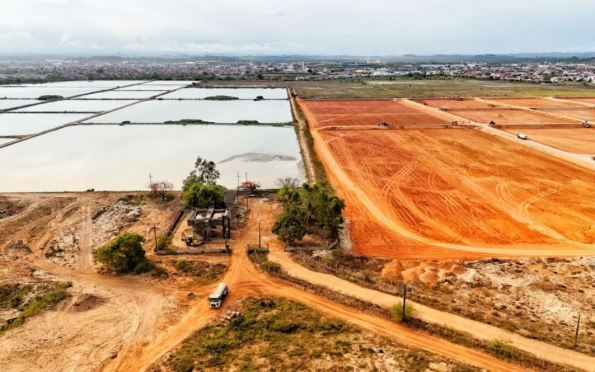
[208, 282, 228, 308]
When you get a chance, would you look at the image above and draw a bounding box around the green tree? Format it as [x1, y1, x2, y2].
[94, 232, 147, 273]
[272, 212, 307, 244]
[182, 156, 220, 191]
[182, 183, 226, 209]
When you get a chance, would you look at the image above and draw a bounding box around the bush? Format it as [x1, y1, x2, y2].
[157, 234, 173, 250]
[390, 302, 415, 322]
[269, 319, 300, 333]
[94, 232, 147, 274]
[182, 183, 226, 209]
[261, 261, 282, 274]
[149, 265, 169, 279]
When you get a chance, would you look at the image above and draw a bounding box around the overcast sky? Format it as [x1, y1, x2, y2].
[1, 0, 594, 56]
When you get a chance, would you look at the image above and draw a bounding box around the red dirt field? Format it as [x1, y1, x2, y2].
[538, 107, 595, 121]
[501, 128, 595, 154]
[449, 108, 571, 124]
[412, 98, 499, 109]
[302, 99, 450, 128]
[486, 98, 584, 108]
[557, 98, 595, 105]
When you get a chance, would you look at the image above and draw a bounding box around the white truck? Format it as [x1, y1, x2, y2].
[517, 133, 528, 140]
[208, 282, 228, 308]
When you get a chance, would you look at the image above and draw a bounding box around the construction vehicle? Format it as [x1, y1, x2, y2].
[517, 133, 528, 140]
[181, 231, 203, 247]
[208, 282, 228, 308]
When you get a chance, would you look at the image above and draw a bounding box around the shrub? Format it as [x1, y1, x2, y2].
[182, 183, 226, 209]
[157, 234, 173, 250]
[94, 232, 147, 274]
[390, 303, 415, 322]
[269, 319, 300, 333]
[150, 265, 169, 279]
[261, 261, 282, 274]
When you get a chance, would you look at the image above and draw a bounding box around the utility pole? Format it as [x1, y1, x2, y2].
[149, 173, 152, 188]
[236, 172, 240, 204]
[402, 284, 408, 322]
[258, 219, 262, 248]
[150, 224, 158, 251]
[575, 314, 581, 347]
[245, 172, 248, 183]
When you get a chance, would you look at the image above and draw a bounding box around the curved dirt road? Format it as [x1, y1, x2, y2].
[103, 201, 527, 372]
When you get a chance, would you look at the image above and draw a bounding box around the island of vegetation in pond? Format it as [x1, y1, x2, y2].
[38, 95, 63, 101]
[164, 119, 215, 124]
[203, 95, 239, 101]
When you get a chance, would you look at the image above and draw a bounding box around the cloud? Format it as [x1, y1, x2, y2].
[0, 31, 32, 41]
[262, 11, 286, 18]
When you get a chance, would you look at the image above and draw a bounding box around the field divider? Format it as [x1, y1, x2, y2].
[0, 85, 188, 150]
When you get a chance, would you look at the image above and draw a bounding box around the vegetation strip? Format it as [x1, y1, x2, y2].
[248, 252, 576, 371]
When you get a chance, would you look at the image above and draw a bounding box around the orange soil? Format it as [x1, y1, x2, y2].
[539, 107, 595, 121]
[412, 99, 499, 109]
[299, 98, 595, 259]
[488, 98, 584, 108]
[557, 98, 595, 105]
[303, 99, 450, 128]
[501, 128, 595, 154]
[449, 108, 570, 124]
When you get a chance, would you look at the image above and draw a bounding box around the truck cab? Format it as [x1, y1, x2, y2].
[208, 282, 228, 308]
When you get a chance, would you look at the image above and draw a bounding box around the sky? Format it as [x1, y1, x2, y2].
[1, 0, 595, 56]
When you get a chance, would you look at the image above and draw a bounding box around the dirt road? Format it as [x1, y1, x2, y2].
[289, 89, 316, 183]
[104, 201, 528, 372]
[268, 242, 595, 371]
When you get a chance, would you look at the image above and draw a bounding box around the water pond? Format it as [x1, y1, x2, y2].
[16, 100, 138, 113]
[162, 88, 288, 100]
[86, 100, 293, 123]
[0, 100, 40, 110]
[0, 113, 90, 135]
[0, 125, 304, 192]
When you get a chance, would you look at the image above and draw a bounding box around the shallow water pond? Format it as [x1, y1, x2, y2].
[0, 125, 304, 192]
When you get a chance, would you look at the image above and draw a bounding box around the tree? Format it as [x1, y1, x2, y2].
[241, 180, 261, 194]
[149, 180, 173, 200]
[182, 156, 220, 191]
[272, 212, 307, 244]
[94, 232, 147, 273]
[275, 177, 300, 189]
[182, 183, 226, 209]
[257, 73, 264, 80]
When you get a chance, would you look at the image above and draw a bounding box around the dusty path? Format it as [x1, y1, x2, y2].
[268, 243, 595, 371]
[78, 204, 92, 271]
[289, 89, 316, 183]
[104, 201, 527, 372]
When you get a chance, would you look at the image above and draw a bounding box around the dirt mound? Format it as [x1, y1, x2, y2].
[382, 259, 465, 286]
[68, 294, 106, 312]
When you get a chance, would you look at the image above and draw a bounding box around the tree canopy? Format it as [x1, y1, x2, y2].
[274, 181, 345, 242]
[182, 156, 220, 191]
[182, 183, 226, 209]
[94, 232, 147, 273]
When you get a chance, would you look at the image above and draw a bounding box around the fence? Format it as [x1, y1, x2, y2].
[246, 243, 269, 254]
[155, 245, 232, 255]
[284, 239, 339, 253]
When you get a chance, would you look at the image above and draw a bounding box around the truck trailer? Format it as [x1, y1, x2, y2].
[208, 282, 228, 308]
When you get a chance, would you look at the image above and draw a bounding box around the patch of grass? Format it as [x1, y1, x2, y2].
[37, 95, 63, 101]
[237, 120, 259, 124]
[0, 283, 32, 309]
[118, 194, 144, 205]
[174, 260, 227, 285]
[167, 297, 357, 372]
[1, 282, 71, 333]
[390, 302, 415, 322]
[204, 95, 239, 100]
[164, 119, 214, 124]
[149, 265, 169, 279]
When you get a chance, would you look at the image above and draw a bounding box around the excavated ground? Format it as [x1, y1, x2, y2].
[299, 98, 595, 260]
[501, 128, 595, 154]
